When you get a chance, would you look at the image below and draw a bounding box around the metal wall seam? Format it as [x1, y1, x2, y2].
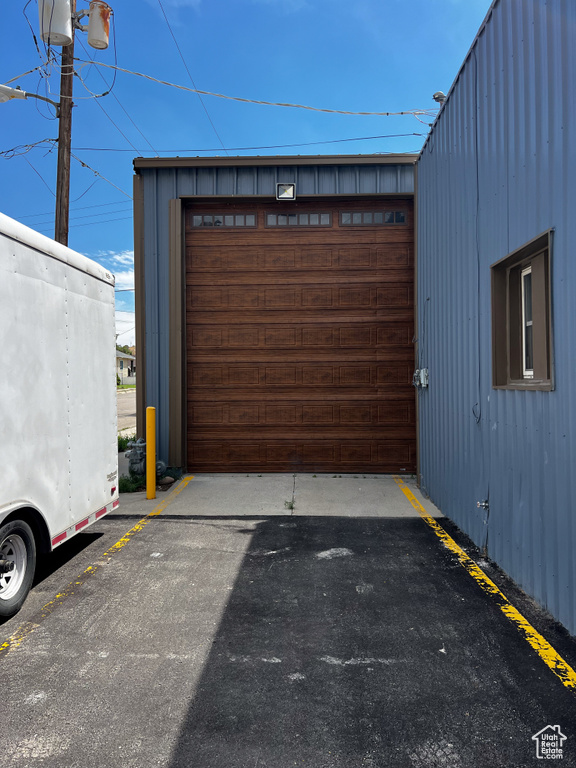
[417, 0, 576, 633]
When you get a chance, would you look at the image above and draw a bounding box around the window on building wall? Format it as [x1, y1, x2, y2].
[491, 231, 553, 390]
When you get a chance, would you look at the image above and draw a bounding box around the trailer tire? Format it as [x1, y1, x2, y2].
[0, 520, 36, 619]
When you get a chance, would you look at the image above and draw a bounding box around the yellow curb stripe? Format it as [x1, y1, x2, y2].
[0, 475, 194, 659]
[393, 475, 576, 692]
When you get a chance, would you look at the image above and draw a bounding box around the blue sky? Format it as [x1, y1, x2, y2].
[2, 0, 492, 345]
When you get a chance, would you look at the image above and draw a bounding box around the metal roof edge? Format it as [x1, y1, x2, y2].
[133, 153, 418, 171]
[0, 211, 115, 287]
[418, 0, 500, 161]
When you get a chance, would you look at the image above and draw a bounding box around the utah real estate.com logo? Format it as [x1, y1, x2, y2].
[532, 725, 567, 760]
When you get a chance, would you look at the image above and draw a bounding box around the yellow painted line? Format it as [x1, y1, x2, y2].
[0, 475, 194, 659]
[393, 475, 576, 692]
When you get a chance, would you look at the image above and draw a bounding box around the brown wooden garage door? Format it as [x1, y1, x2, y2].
[185, 198, 415, 473]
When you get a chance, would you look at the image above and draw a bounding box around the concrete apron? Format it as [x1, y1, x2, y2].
[123, 473, 443, 519]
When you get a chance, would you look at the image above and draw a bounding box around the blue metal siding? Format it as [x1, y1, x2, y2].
[140, 159, 415, 463]
[417, 0, 576, 632]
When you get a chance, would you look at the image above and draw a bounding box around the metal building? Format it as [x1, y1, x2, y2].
[133, 155, 417, 474]
[416, 0, 576, 633]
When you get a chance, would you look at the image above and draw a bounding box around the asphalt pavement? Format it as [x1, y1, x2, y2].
[2, 474, 576, 767]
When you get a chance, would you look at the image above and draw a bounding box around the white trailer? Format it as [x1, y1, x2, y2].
[0, 213, 118, 618]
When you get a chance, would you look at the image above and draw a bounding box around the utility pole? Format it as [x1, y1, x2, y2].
[2, 1, 111, 244]
[54, 0, 76, 247]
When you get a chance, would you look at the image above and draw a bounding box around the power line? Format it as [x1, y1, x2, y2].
[74, 59, 438, 118]
[70, 152, 133, 199]
[1, 132, 423, 158]
[75, 40, 140, 153]
[5, 64, 50, 85]
[0, 138, 57, 159]
[16, 199, 130, 220]
[34, 215, 132, 231]
[29, 207, 132, 227]
[68, 133, 425, 153]
[156, 0, 228, 156]
[75, 36, 159, 155]
[22, 0, 47, 66]
[23, 156, 55, 197]
[70, 179, 99, 203]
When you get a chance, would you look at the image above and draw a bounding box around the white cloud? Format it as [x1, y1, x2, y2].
[113, 268, 135, 292]
[110, 251, 134, 266]
[116, 310, 136, 347]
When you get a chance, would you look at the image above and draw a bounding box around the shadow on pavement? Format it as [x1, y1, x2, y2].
[33, 531, 104, 588]
[167, 516, 576, 768]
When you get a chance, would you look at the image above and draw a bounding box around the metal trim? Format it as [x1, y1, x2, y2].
[134, 154, 418, 171]
[133, 173, 146, 439]
[168, 199, 186, 467]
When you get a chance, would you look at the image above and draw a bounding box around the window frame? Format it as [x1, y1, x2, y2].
[520, 265, 533, 378]
[491, 231, 553, 391]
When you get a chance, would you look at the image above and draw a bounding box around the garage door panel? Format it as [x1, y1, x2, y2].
[188, 401, 415, 439]
[187, 283, 412, 312]
[188, 361, 414, 384]
[185, 199, 415, 472]
[186, 231, 414, 252]
[189, 363, 389, 387]
[188, 268, 414, 286]
[186, 246, 412, 274]
[188, 400, 415, 427]
[188, 322, 414, 350]
[187, 440, 415, 473]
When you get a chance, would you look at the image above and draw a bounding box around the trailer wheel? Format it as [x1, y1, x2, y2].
[0, 520, 36, 619]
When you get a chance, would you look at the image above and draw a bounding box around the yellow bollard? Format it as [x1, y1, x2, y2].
[146, 406, 156, 500]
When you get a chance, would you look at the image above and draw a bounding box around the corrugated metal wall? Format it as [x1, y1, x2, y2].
[137, 159, 415, 465]
[417, 0, 576, 633]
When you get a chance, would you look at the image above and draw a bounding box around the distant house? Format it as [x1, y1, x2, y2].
[116, 350, 135, 381]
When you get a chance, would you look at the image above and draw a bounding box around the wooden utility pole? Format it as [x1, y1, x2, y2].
[54, 0, 76, 247]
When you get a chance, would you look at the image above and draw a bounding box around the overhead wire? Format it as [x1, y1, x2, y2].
[5, 64, 51, 85]
[34, 215, 132, 232]
[23, 157, 55, 197]
[0, 138, 57, 159]
[116, 326, 136, 339]
[28, 207, 133, 227]
[73, 59, 438, 118]
[70, 152, 133, 199]
[69, 132, 425, 153]
[70, 179, 99, 203]
[22, 0, 47, 67]
[74, 29, 159, 155]
[156, 0, 228, 156]
[75, 40, 140, 154]
[16, 199, 131, 220]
